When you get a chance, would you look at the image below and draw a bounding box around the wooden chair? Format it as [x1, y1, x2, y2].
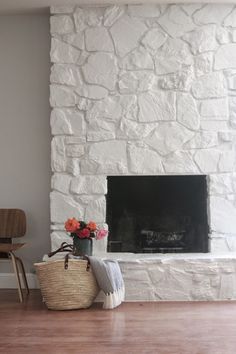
[0, 209, 29, 302]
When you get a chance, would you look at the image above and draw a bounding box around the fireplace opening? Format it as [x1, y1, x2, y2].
[106, 176, 209, 253]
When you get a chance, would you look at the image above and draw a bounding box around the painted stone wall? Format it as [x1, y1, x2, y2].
[50, 4, 236, 254]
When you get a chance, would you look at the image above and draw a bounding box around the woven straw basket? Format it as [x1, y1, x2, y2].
[35, 259, 99, 310]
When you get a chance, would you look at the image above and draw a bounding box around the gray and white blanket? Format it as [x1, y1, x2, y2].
[88, 257, 125, 309]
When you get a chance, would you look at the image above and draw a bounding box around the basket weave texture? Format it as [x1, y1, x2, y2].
[35, 259, 99, 310]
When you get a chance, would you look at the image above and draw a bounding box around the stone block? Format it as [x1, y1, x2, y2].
[50, 15, 74, 34]
[127, 143, 164, 174]
[194, 149, 221, 173]
[50, 85, 76, 107]
[200, 98, 228, 119]
[51, 173, 72, 194]
[85, 197, 106, 223]
[193, 4, 233, 25]
[110, 14, 147, 57]
[103, 6, 125, 27]
[82, 52, 118, 90]
[50, 191, 84, 223]
[177, 93, 200, 130]
[210, 196, 236, 234]
[192, 72, 226, 99]
[183, 25, 217, 55]
[215, 44, 236, 70]
[145, 123, 194, 156]
[157, 5, 195, 37]
[50, 38, 81, 64]
[85, 27, 113, 52]
[70, 176, 107, 195]
[51, 136, 66, 172]
[138, 91, 176, 122]
[163, 151, 199, 174]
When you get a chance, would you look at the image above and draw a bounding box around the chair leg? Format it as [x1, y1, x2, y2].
[16, 256, 29, 295]
[9, 251, 23, 303]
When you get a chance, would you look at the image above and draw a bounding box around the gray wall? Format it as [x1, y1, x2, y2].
[0, 14, 51, 273]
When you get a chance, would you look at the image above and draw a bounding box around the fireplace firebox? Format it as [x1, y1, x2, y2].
[106, 176, 209, 253]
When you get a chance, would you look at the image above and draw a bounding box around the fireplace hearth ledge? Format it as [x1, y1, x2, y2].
[43, 252, 236, 301]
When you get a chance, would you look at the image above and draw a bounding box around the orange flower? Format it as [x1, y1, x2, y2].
[65, 218, 80, 233]
[87, 221, 97, 231]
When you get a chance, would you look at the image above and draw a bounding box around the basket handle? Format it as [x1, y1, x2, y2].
[64, 253, 91, 271]
[48, 242, 73, 258]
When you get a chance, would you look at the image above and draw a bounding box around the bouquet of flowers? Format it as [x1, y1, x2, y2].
[64, 218, 108, 240]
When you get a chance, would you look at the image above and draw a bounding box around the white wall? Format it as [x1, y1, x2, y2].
[0, 14, 51, 273]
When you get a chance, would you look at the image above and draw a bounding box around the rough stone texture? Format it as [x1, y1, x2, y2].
[200, 121, 229, 131]
[85, 27, 113, 52]
[141, 28, 167, 53]
[194, 149, 221, 173]
[50, 15, 74, 34]
[155, 39, 193, 75]
[145, 123, 194, 156]
[85, 197, 106, 223]
[88, 141, 128, 174]
[120, 46, 154, 70]
[49, 5, 236, 301]
[158, 5, 195, 38]
[158, 67, 194, 92]
[110, 14, 147, 57]
[209, 173, 236, 195]
[51, 173, 72, 195]
[191, 72, 226, 99]
[200, 98, 228, 119]
[117, 120, 156, 140]
[194, 52, 213, 77]
[215, 44, 236, 70]
[62, 32, 84, 50]
[138, 91, 176, 122]
[183, 25, 217, 55]
[163, 151, 199, 174]
[210, 196, 236, 234]
[177, 93, 200, 130]
[118, 71, 156, 94]
[128, 143, 164, 174]
[50, 191, 83, 223]
[70, 176, 107, 195]
[50, 108, 85, 136]
[50, 85, 76, 107]
[51, 136, 66, 172]
[50, 64, 77, 86]
[82, 53, 117, 90]
[193, 5, 234, 25]
[51, 38, 81, 64]
[184, 132, 218, 149]
[66, 145, 85, 158]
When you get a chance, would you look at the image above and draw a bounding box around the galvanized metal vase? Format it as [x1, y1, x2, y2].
[73, 237, 93, 257]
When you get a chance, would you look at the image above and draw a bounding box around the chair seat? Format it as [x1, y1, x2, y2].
[0, 243, 25, 253]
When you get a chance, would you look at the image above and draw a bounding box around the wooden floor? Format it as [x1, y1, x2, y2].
[1, 290, 236, 354]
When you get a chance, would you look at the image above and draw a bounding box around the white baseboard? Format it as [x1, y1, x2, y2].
[0, 273, 39, 289]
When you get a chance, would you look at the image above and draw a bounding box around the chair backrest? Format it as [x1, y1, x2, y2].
[0, 209, 26, 238]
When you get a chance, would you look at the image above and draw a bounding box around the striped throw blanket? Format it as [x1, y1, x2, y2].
[88, 257, 125, 309]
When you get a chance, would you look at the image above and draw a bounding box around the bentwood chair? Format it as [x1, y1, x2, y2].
[0, 209, 29, 302]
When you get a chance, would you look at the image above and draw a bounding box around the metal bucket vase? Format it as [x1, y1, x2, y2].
[73, 237, 93, 257]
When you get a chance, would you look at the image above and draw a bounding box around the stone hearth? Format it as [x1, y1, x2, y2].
[49, 4, 236, 300]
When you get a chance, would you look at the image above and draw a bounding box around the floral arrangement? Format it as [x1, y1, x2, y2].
[64, 218, 108, 240]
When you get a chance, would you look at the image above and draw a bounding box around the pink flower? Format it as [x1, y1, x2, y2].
[77, 228, 90, 239]
[96, 229, 108, 240]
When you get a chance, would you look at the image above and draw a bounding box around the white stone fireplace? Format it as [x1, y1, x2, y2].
[50, 3, 236, 300]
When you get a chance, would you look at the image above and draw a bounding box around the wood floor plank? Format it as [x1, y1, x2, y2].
[0, 290, 236, 354]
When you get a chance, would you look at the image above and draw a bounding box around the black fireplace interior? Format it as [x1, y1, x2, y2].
[106, 176, 209, 253]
